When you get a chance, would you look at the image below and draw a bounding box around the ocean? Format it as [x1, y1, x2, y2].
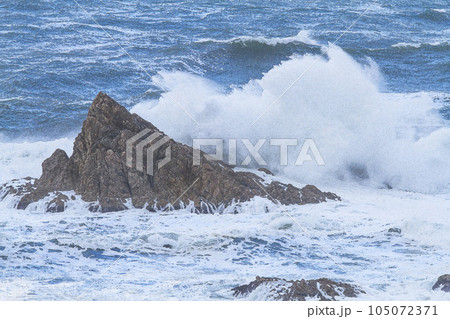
[0, 0, 449, 300]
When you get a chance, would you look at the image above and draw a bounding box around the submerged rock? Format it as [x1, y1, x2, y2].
[7, 92, 339, 212]
[0, 178, 37, 205]
[257, 167, 274, 176]
[432, 274, 450, 292]
[387, 227, 402, 234]
[46, 192, 69, 213]
[0, 179, 74, 213]
[232, 276, 364, 301]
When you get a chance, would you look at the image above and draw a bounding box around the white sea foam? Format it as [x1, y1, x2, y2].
[0, 138, 73, 184]
[196, 8, 224, 19]
[132, 46, 449, 194]
[196, 30, 318, 46]
[1, 36, 449, 301]
[0, 182, 449, 300]
[392, 41, 447, 48]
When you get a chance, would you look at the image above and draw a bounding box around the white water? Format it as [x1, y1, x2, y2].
[0, 181, 449, 300]
[196, 30, 318, 46]
[0, 138, 73, 184]
[132, 45, 450, 194]
[392, 41, 448, 48]
[1, 40, 449, 301]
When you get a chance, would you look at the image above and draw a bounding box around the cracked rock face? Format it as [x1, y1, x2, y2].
[232, 276, 364, 301]
[11, 92, 339, 212]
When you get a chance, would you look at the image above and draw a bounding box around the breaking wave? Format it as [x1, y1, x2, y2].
[1, 40, 449, 194]
[132, 46, 450, 194]
[417, 8, 449, 22]
[391, 41, 449, 49]
[196, 30, 318, 46]
[0, 138, 74, 184]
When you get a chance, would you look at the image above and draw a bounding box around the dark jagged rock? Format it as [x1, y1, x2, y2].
[388, 227, 402, 234]
[0, 178, 72, 213]
[46, 192, 69, 213]
[232, 276, 364, 301]
[11, 92, 339, 212]
[432, 274, 450, 292]
[0, 178, 37, 207]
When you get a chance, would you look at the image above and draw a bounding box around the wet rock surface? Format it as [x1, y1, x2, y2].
[6, 92, 339, 212]
[46, 193, 70, 213]
[0, 179, 73, 213]
[387, 227, 402, 234]
[432, 274, 450, 292]
[0, 178, 37, 206]
[232, 276, 364, 301]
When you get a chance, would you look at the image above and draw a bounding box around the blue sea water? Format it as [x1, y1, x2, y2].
[1, 1, 450, 301]
[0, 0, 448, 138]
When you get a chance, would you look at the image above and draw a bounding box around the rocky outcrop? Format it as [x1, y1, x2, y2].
[11, 92, 339, 212]
[0, 178, 73, 212]
[232, 276, 364, 301]
[432, 274, 450, 292]
[0, 177, 36, 204]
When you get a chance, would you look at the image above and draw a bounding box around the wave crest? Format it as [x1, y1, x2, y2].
[196, 30, 318, 46]
[132, 46, 450, 193]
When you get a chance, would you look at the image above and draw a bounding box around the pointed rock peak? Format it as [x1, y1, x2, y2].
[89, 92, 129, 117]
[91, 91, 124, 112]
[86, 92, 135, 128]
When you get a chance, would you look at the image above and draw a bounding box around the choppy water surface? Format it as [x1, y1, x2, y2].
[0, 0, 449, 300]
[0, 0, 448, 137]
[1, 184, 450, 300]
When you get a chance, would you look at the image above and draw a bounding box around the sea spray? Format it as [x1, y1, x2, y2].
[132, 46, 449, 193]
